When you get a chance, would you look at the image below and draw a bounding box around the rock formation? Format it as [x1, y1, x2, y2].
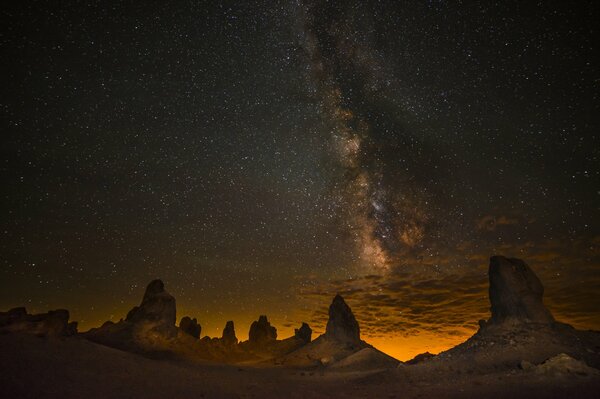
[294, 322, 312, 343]
[325, 294, 360, 344]
[86, 279, 308, 363]
[221, 321, 237, 345]
[126, 279, 177, 327]
[521, 353, 600, 377]
[428, 256, 600, 372]
[406, 351, 435, 365]
[276, 294, 372, 367]
[487, 256, 554, 325]
[85, 279, 178, 352]
[179, 316, 201, 339]
[248, 315, 277, 345]
[0, 307, 77, 337]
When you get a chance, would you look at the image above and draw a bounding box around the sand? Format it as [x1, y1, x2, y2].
[1, 333, 599, 399]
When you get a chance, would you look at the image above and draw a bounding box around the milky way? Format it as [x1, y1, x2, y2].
[295, 0, 439, 270]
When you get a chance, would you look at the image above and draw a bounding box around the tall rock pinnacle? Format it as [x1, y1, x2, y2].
[126, 279, 176, 326]
[222, 320, 238, 345]
[488, 256, 554, 325]
[325, 294, 360, 344]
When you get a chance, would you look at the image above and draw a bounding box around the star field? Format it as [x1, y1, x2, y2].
[1, 1, 598, 360]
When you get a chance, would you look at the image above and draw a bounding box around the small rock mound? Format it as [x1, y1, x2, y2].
[179, 316, 201, 339]
[406, 351, 435, 365]
[0, 307, 77, 337]
[328, 347, 399, 370]
[222, 321, 238, 345]
[325, 294, 360, 344]
[249, 315, 277, 345]
[294, 322, 312, 343]
[488, 256, 554, 325]
[522, 353, 599, 377]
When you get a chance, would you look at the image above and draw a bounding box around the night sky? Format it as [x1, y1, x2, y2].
[1, 1, 598, 360]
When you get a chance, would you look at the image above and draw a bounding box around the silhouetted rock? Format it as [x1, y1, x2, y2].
[200, 336, 212, 344]
[406, 351, 435, 365]
[126, 279, 176, 326]
[6, 307, 27, 320]
[294, 322, 312, 343]
[0, 307, 77, 336]
[222, 321, 237, 345]
[100, 320, 115, 328]
[325, 294, 360, 344]
[426, 256, 600, 373]
[488, 256, 554, 325]
[143, 279, 166, 300]
[85, 281, 260, 363]
[0, 307, 27, 327]
[179, 316, 201, 339]
[248, 315, 277, 345]
[85, 279, 178, 353]
[277, 295, 368, 367]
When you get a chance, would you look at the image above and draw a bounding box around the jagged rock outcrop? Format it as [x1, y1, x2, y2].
[126, 280, 176, 327]
[179, 316, 201, 339]
[85, 280, 303, 363]
[221, 321, 237, 345]
[238, 320, 312, 360]
[85, 279, 178, 352]
[276, 295, 372, 367]
[488, 256, 554, 325]
[425, 256, 600, 372]
[248, 315, 277, 345]
[325, 294, 360, 344]
[0, 307, 77, 336]
[294, 322, 312, 343]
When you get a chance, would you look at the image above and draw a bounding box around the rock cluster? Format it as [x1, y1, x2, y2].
[325, 294, 360, 344]
[0, 307, 77, 336]
[294, 322, 312, 343]
[249, 315, 277, 345]
[179, 316, 201, 339]
[488, 256, 554, 325]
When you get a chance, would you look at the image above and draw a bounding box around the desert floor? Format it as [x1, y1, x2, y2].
[1, 333, 598, 399]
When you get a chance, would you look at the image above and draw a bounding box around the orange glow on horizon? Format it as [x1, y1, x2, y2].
[61, 279, 600, 364]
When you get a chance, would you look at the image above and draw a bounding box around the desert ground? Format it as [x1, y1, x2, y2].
[1, 333, 598, 399]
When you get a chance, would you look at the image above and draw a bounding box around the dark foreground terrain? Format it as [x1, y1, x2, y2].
[1, 333, 599, 399]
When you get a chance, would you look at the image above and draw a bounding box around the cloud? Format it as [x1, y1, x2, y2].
[294, 237, 600, 348]
[476, 215, 519, 231]
[297, 267, 490, 339]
